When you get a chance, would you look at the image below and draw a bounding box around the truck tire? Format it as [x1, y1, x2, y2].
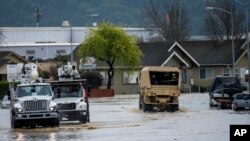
[87, 109, 90, 122]
[11, 116, 22, 129]
[51, 118, 59, 127]
[139, 96, 143, 110]
[209, 97, 215, 108]
[170, 104, 179, 112]
[232, 104, 238, 111]
[218, 102, 223, 109]
[142, 101, 151, 112]
[79, 116, 88, 124]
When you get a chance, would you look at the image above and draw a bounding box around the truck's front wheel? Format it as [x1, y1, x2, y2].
[11, 116, 22, 129]
[79, 116, 88, 124]
[50, 118, 59, 127]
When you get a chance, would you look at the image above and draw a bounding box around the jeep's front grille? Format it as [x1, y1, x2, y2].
[57, 103, 76, 110]
[23, 100, 48, 111]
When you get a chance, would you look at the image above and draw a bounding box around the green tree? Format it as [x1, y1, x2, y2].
[54, 53, 68, 67]
[78, 23, 143, 89]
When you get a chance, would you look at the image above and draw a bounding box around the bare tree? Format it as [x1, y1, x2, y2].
[204, 0, 245, 40]
[141, 0, 190, 42]
[0, 28, 3, 43]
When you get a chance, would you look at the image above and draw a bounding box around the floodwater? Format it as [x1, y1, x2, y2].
[0, 93, 250, 141]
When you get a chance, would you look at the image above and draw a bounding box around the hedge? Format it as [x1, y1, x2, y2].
[0, 81, 9, 100]
[0, 81, 20, 100]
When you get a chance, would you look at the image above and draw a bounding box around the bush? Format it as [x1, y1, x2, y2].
[38, 68, 50, 79]
[0, 81, 9, 99]
[0, 81, 20, 99]
[80, 72, 102, 89]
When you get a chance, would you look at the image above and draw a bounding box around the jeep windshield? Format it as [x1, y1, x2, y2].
[149, 71, 179, 85]
[17, 85, 52, 98]
[52, 84, 83, 98]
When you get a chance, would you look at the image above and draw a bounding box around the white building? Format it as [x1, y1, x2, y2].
[0, 27, 158, 60]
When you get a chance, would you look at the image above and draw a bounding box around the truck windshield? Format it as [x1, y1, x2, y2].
[17, 85, 52, 98]
[149, 71, 179, 85]
[52, 84, 83, 98]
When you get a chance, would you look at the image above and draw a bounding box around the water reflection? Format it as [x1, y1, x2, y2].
[11, 129, 60, 141]
[49, 132, 56, 141]
[16, 132, 24, 141]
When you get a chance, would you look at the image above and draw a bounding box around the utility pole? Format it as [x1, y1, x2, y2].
[34, 7, 42, 27]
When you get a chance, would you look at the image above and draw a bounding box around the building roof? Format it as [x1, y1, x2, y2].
[139, 42, 172, 66]
[0, 51, 28, 67]
[179, 40, 245, 66]
[72, 40, 246, 69]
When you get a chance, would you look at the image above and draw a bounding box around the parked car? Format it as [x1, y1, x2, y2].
[241, 83, 248, 91]
[1, 95, 10, 109]
[232, 93, 250, 111]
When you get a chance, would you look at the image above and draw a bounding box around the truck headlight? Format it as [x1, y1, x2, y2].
[14, 103, 23, 113]
[77, 102, 86, 110]
[49, 106, 57, 111]
[15, 108, 23, 113]
[49, 101, 57, 111]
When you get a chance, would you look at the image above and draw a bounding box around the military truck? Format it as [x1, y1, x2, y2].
[138, 67, 181, 112]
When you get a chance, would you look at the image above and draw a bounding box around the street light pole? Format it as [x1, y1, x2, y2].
[69, 14, 99, 64]
[206, 7, 235, 76]
[235, 0, 250, 92]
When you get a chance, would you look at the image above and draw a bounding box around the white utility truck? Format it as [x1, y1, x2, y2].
[7, 63, 59, 128]
[47, 64, 90, 123]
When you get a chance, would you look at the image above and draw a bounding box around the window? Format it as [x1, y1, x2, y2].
[235, 68, 239, 78]
[222, 68, 230, 76]
[123, 71, 139, 84]
[150, 71, 179, 85]
[182, 69, 187, 84]
[26, 50, 35, 55]
[100, 71, 109, 85]
[56, 49, 66, 55]
[200, 68, 213, 79]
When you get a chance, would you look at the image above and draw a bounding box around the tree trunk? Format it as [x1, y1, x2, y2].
[107, 66, 114, 89]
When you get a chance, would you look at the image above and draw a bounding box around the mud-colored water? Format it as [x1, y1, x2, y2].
[1, 93, 250, 141]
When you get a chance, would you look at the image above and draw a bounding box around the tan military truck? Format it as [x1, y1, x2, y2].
[138, 67, 181, 112]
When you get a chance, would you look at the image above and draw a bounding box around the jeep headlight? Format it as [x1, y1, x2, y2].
[49, 101, 57, 111]
[14, 103, 23, 113]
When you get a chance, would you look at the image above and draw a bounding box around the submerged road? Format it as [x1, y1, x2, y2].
[0, 93, 250, 141]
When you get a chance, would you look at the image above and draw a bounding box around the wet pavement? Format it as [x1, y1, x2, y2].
[0, 93, 250, 141]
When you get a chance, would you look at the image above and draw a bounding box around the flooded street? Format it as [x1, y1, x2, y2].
[1, 93, 250, 141]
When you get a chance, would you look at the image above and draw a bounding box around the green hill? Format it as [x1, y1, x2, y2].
[0, 0, 211, 35]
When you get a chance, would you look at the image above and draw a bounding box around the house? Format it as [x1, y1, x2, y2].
[72, 40, 248, 94]
[0, 51, 29, 81]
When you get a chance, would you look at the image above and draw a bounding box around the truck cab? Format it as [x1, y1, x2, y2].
[139, 67, 181, 112]
[10, 83, 59, 128]
[49, 79, 90, 123]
